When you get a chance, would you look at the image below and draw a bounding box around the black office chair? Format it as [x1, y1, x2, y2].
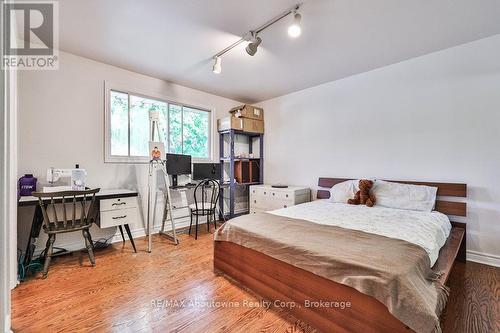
[189, 179, 220, 239]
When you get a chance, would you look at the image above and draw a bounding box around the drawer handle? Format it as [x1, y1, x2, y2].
[272, 193, 275, 196]
[286, 194, 288, 198]
[284, 205, 287, 208]
[254, 200, 256, 204]
[112, 215, 127, 220]
[112, 202, 126, 206]
[264, 192, 266, 195]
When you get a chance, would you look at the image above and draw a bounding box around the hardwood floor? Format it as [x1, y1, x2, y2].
[11, 228, 499, 333]
[441, 260, 500, 333]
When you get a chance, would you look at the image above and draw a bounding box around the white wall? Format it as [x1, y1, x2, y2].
[259, 35, 500, 265]
[17, 50, 241, 254]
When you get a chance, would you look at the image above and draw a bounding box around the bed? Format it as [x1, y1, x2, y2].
[214, 178, 466, 333]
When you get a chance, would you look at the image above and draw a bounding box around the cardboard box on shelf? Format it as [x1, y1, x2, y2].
[229, 104, 264, 121]
[218, 116, 264, 134]
[249, 160, 260, 183]
[234, 160, 250, 184]
[233, 160, 260, 184]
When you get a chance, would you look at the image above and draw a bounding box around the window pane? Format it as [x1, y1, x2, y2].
[169, 104, 183, 154]
[129, 96, 150, 156]
[108, 89, 210, 162]
[182, 107, 209, 158]
[110, 91, 129, 156]
[158, 102, 169, 148]
[129, 96, 168, 157]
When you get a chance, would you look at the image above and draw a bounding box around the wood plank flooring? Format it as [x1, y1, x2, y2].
[441, 258, 499, 333]
[11, 228, 499, 333]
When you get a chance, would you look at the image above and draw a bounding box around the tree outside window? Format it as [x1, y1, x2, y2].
[108, 90, 210, 161]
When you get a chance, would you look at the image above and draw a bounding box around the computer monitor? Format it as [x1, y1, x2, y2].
[193, 163, 221, 181]
[166, 153, 191, 187]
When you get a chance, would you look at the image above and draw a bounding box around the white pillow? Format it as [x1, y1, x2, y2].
[329, 180, 358, 203]
[373, 180, 437, 212]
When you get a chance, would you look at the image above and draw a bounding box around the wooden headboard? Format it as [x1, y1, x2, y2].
[317, 178, 467, 217]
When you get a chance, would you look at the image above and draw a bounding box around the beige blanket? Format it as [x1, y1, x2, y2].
[215, 213, 448, 333]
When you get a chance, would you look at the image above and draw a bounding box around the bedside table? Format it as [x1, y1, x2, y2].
[249, 185, 311, 214]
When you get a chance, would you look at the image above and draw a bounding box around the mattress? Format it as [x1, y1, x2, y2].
[269, 200, 452, 266]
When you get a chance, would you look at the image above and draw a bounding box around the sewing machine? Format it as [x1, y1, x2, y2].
[43, 167, 87, 192]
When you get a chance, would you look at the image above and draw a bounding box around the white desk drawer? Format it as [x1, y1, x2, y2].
[279, 198, 295, 209]
[250, 196, 261, 209]
[269, 190, 292, 200]
[271, 198, 294, 210]
[100, 197, 137, 212]
[250, 207, 266, 215]
[99, 207, 138, 228]
[252, 187, 271, 197]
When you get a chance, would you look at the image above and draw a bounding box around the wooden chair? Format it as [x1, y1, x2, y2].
[32, 188, 100, 278]
[189, 180, 220, 239]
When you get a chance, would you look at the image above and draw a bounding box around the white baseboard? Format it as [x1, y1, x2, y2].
[108, 217, 193, 245]
[467, 250, 500, 268]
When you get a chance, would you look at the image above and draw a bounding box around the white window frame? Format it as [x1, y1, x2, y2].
[104, 81, 214, 163]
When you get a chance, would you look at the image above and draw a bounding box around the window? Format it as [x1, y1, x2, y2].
[106, 89, 211, 162]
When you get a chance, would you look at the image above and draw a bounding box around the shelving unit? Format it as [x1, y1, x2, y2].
[219, 129, 264, 219]
[220, 157, 261, 161]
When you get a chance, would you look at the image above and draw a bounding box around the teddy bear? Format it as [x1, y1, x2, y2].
[347, 179, 376, 207]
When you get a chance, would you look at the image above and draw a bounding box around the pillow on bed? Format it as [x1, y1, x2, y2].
[329, 180, 358, 203]
[373, 180, 437, 212]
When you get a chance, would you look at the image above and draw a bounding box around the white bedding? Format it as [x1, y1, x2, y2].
[270, 200, 451, 266]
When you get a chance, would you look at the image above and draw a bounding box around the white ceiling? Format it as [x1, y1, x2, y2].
[56, 0, 500, 103]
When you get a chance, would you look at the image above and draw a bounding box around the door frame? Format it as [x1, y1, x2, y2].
[1, 1, 18, 329]
[0, 54, 12, 333]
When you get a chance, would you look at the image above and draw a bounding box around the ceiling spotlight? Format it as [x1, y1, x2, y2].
[245, 35, 262, 56]
[211, 5, 301, 73]
[212, 56, 222, 74]
[288, 12, 302, 38]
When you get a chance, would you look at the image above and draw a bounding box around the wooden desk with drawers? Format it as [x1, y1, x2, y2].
[19, 189, 139, 269]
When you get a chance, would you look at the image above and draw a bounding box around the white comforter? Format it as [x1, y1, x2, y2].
[270, 200, 451, 266]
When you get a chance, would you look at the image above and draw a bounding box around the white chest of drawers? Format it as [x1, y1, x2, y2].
[97, 196, 139, 228]
[249, 185, 311, 214]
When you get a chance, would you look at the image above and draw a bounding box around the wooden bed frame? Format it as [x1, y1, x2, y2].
[214, 178, 466, 333]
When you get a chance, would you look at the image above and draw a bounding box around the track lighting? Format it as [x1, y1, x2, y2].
[288, 12, 302, 38]
[212, 56, 221, 74]
[211, 4, 301, 74]
[245, 35, 262, 56]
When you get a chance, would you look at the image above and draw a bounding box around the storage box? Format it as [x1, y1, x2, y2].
[234, 160, 250, 184]
[249, 160, 260, 183]
[234, 160, 260, 183]
[218, 116, 264, 134]
[229, 105, 264, 121]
